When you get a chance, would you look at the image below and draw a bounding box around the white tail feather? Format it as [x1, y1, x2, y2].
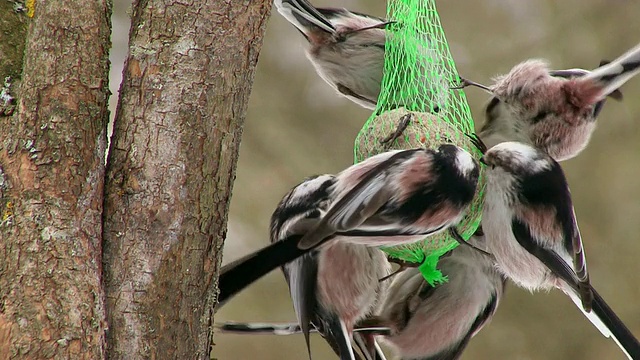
[340, 319, 357, 360]
[373, 340, 387, 360]
[566, 290, 632, 359]
[566, 290, 610, 337]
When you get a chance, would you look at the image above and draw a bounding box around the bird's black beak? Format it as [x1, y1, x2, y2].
[479, 156, 488, 166]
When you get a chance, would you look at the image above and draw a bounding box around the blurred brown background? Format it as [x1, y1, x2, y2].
[110, 0, 640, 359]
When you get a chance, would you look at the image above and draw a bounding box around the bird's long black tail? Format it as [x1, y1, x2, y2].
[590, 287, 640, 359]
[217, 235, 308, 308]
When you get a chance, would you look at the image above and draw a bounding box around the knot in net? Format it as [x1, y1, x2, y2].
[353, 0, 485, 285]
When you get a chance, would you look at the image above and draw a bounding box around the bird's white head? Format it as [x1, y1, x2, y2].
[481, 142, 552, 175]
[437, 144, 479, 180]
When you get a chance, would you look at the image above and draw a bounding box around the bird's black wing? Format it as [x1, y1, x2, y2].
[298, 149, 420, 250]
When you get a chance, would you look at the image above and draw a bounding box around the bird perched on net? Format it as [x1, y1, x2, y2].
[480, 141, 640, 359]
[217, 143, 480, 306]
[356, 232, 505, 360]
[216, 233, 504, 360]
[457, 42, 640, 161]
[274, 0, 448, 113]
[268, 174, 391, 359]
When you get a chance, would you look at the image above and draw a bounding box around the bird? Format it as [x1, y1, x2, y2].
[216, 143, 484, 358]
[269, 174, 391, 359]
[275, 0, 390, 109]
[354, 233, 505, 360]
[457, 42, 640, 161]
[274, 0, 448, 112]
[480, 141, 640, 359]
[219, 156, 479, 359]
[217, 143, 480, 307]
[215, 233, 503, 360]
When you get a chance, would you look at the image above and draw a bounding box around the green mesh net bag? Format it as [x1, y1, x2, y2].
[353, 0, 485, 285]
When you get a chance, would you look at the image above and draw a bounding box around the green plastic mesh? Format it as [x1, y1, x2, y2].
[353, 0, 485, 285]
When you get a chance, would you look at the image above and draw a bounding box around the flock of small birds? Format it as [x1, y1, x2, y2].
[214, 0, 640, 359]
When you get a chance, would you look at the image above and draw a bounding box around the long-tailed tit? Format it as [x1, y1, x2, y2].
[275, 0, 389, 109]
[218, 144, 480, 307]
[274, 0, 448, 112]
[296, 145, 480, 250]
[480, 141, 640, 359]
[459, 42, 640, 161]
[217, 131, 482, 360]
[269, 174, 391, 360]
[355, 234, 505, 360]
[215, 236, 501, 360]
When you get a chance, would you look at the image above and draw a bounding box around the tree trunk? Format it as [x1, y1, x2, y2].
[102, 0, 271, 358]
[0, 0, 111, 358]
[0, 1, 28, 77]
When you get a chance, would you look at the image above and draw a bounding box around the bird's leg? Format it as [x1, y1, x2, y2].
[379, 255, 421, 282]
[449, 227, 494, 258]
[380, 113, 412, 147]
[451, 77, 493, 93]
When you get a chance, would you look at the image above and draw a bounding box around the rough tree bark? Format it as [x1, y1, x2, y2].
[0, 1, 27, 80]
[102, 0, 271, 358]
[0, 0, 111, 358]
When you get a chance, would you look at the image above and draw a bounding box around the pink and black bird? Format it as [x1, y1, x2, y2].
[217, 144, 480, 359]
[217, 234, 505, 360]
[217, 143, 480, 307]
[274, 0, 450, 113]
[358, 234, 505, 360]
[460, 42, 640, 161]
[480, 141, 640, 359]
[274, 0, 390, 109]
[268, 174, 391, 360]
